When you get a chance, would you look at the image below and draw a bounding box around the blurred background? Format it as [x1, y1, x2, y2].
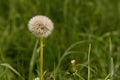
[0, 0, 120, 80]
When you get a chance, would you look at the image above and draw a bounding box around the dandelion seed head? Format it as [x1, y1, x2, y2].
[28, 15, 54, 37]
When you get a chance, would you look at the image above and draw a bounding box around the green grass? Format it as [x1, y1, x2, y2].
[0, 0, 120, 80]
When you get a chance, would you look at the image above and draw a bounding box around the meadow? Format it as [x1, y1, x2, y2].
[0, 0, 120, 80]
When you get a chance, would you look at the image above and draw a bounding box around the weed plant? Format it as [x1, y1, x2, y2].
[0, 0, 120, 80]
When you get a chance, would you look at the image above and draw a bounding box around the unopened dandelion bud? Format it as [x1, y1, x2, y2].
[71, 59, 76, 66]
[70, 60, 76, 74]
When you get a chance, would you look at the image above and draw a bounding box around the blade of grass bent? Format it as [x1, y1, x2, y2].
[55, 40, 87, 74]
[0, 63, 24, 80]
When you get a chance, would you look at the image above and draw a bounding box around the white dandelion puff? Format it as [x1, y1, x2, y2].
[28, 15, 54, 37]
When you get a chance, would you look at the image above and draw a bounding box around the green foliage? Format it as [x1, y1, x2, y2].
[0, 0, 120, 80]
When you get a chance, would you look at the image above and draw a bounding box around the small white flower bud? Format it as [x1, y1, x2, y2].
[71, 59, 75, 66]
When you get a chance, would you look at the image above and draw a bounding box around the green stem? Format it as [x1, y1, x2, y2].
[109, 37, 114, 80]
[40, 37, 43, 80]
[88, 44, 91, 80]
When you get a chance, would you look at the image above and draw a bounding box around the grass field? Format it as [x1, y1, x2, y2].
[0, 0, 120, 80]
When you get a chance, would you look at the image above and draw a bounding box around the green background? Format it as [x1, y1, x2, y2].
[0, 0, 120, 80]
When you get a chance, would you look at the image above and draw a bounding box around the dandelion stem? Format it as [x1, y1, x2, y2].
[40, 37, 43, 80]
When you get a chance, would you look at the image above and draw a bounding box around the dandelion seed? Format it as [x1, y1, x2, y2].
[28, 15, 54, 37]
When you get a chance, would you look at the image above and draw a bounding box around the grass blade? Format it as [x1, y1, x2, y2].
[0, 63, 24, 80]
[88, 44, 91, 80]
